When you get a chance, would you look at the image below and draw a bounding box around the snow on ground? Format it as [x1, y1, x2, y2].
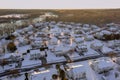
[31, 66, 58, 80]
[0, 74, 25, 80]
[84, 39, 100, 56]
[3, 63, 16, 70]
[67, 52, 80, 60]
[66, 61, 99, 80]
[90, 57, 120, 80]
[47, 50, 66, 63]
[0, 21, 119, 80]
[17, 45, 32, 54]
[21, 54, 41, 68]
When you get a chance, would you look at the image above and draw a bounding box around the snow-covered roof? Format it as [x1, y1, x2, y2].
[66, 63, 86, 79]
[23, 25, 33, 31]
[27, 31, 33, 35]
[91, 42, 103, 48]
[18, 37, 25, 42]
[83, 24, 89, 27]
[31, 68, 57, 80]
[34, 37, 42, 41]
[82, 27, 91, 31]
[53, 44, 74, 55]
[109, 27, 117, 32]
[12, 31, 20, 36]
[106, 23, 115, 26]
[107, 40, 120, 47]
[50, 37, 58, 42]
[34, 23, 42, 27]
[50, 27, 61, 33]
[29, 35, 34, 40]
[95, 32, 104, 36]
[55, 45, 71, 52]
[101, 30, 111, 35]
[75, 38, 84, 43]
[0, 47, 3, 53]
[85, 35, 94, 40]
[101, 46, 114, 54]
[95, 59, 114, 70]
[91, 25, 99, 29]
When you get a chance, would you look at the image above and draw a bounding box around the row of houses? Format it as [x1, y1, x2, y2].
[0, 20, 119, 68]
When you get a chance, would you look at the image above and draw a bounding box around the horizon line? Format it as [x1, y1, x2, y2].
[0, 8, 120, 10]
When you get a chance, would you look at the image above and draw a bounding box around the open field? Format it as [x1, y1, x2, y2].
[0, 9, 120, 25]
[46, 9, 120, 25]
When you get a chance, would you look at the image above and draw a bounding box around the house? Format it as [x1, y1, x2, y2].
[100, 46, 114, 55]
[35, 32, 47, 37]
[90, 42, 103, 50]
[74, 38, 84, 44]
[50, 27, 61, 35]
[94, 32, 104, 39]
[65, 63, 86, 80]
[0, 47, 4, 54]
[53, 45, 68, 57]
[85, 35, 94, 41]
[30, 49, 47, 60]
[109, 27, 117, 32]
[34, 22, 42, 27]
[82, 27, 91, 32]
[53, 45, 74, 57]
[91, 58, 114, 73]
[94, 30, 112, 40]
[114, 40, 120, 47]
[91, 25, 99, 30]
[50, 21, 56, 24]
[106, 23, 115, 27]
[76, 44, 88, 54]
[115, 57, 120, 65]
[101, 30, 112, 35]
[17, 37, 29, 47]
[74, 30, 83, 34]
[50, 37, 58, 45]
[31, 40, 43, 48]
[41, 27, 49, 33]
[27, 31, 33, 36]
[63, 29, 71, 36]
[107, 40, 120, 48]
[115, 30, 120, 34]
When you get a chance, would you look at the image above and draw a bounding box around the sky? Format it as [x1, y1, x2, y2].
[0, 0, 120, 9]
